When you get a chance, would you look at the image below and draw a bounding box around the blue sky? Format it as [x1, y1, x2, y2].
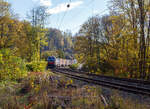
[8, 0, 109, 34]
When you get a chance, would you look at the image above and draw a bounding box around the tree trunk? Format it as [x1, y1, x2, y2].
[146, 0, 150, 79]
[138, 0, 146, 79]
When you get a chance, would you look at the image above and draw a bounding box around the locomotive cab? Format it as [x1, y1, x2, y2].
[47, 56, 56, 69]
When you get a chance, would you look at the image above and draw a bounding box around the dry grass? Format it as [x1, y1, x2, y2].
[0, 71, 149, 109]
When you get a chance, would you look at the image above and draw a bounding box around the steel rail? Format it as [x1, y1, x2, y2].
[59, 68, 150, 85]
[52, 68, 150, 96]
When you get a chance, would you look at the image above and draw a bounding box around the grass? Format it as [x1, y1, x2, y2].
[0, 71, 149, 109]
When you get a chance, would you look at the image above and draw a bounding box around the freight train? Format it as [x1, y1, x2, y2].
[47, 56, 77, 69]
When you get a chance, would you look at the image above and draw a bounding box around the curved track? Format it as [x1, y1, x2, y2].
[52, 68, 150, 96]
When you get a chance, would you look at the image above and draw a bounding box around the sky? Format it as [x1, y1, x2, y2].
[8, 0, 109, 35]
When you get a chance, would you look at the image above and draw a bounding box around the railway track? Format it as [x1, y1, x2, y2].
[52, 68, 150, 96]
[60, 68, 150, 85]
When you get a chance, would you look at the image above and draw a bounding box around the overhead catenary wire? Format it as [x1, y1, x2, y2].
[57, 0, 72, 30]
[96, 9, 108, 16]
[69, 0, 95, 21]
[54, 0, 95, 31]
[52, 0, 108, 33]
[58, 11, 68, 30]
[53, 0, 96, 31]
[71, 9, 108, 33]
[55, 6, 61, 29]
[67, 0, 97, 32]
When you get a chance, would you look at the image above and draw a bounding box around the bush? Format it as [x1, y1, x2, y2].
[0, 49, 27, 81]
[26, 61, 47, 72]
[69, 63, 79, 70]
[41, 51, 58, 60]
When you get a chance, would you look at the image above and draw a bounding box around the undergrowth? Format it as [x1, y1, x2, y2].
[0, 71, 149, 109]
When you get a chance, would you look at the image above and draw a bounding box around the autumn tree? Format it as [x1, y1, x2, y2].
[27, 6, 50, 61]
[0, 0, 11, 17]
[109, 0, 150, 78]
[75, 16, 103, 72]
